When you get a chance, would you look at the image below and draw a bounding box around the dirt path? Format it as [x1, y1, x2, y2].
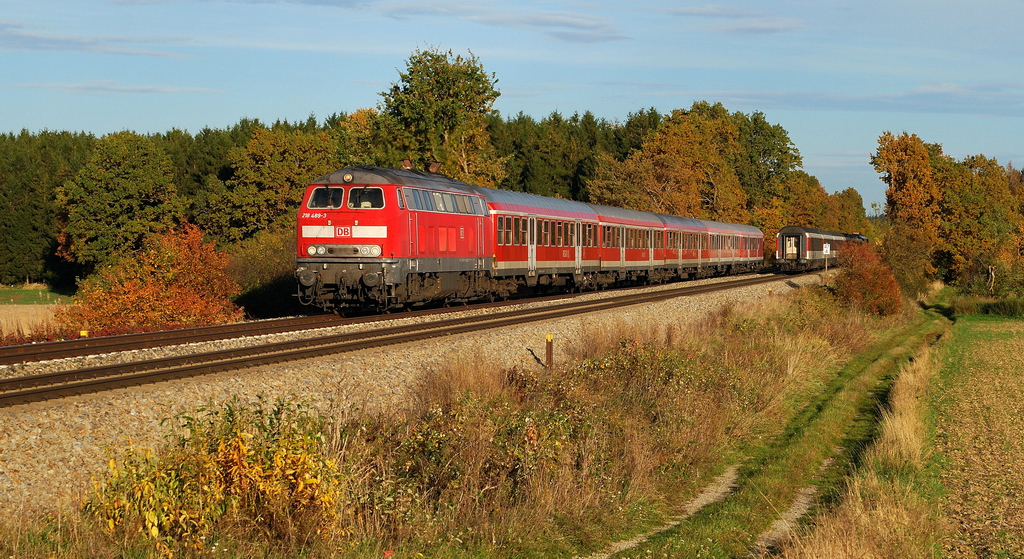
[936, 319, 1024, 557]
[577, 465, 741, 559]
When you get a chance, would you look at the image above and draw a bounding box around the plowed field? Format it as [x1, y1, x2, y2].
[937, 318, 1024, 557]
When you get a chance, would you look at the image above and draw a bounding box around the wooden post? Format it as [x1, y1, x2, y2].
[545, 334, 553, 369]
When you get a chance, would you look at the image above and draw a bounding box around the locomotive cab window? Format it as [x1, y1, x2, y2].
[308, 187, 345, 209]
[347, 187, 385, 209]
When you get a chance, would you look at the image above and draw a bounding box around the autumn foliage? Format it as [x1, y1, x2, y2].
[834, 242, 902, 316]
[55, 224, 243, 334]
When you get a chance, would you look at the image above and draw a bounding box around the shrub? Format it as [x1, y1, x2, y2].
[835, 242, 902, 316]
[951, 295, 1024, 318]
[226, 225, 306, 318]
[55, 224, 243, 334]
[84, 397, 341, 555]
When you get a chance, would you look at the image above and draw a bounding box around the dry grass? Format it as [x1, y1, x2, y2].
[772, 348, 941, 559]
[0, 304, 57, 337]
[772, 472, 938, 559]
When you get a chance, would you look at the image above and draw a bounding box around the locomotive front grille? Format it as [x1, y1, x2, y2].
[304, 244, 383, 257]
[326, 245, 361, 256]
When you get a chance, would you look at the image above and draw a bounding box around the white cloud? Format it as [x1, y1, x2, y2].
[375, 2, 629, 43]
[720, 17, 803, 35]
[668, 5, 803, 35]
[670, 5, 754, 18]
[12, 80, 222, 95]
[0, 21, 191, 57]
[644, 81, 1024, 117]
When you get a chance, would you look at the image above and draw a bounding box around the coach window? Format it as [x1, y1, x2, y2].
[505, 216, 513, 246]
[308, 186, 345, 209]
[497, 216, 505, 246]
[429, 192, 444, 212]
[513, 217, 521, 245]
[404, 188, 418, 210]
[348, 187, 384, 209]
[522, 218, 530, 246]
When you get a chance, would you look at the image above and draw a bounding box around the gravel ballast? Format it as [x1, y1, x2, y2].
[0, 273, 824, 517]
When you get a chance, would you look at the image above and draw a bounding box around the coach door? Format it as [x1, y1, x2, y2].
[528, 216, 537, 278]
[784, 235, 799, 261]
[476, 210, 485, 264]
[648, 229, 655, 272]
[574, 221, 582, 275]
[619, 226, 626, 275]
[410, 212, 420, 263]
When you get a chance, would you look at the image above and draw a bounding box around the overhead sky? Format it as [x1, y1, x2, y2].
[2, 0, 1022, 210]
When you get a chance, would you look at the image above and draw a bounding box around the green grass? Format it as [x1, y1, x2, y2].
[0, 286, 72, 305]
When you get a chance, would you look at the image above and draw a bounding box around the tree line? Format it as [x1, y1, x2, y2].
[873, 132, 1023, 295]
[1, 48, 873, 290]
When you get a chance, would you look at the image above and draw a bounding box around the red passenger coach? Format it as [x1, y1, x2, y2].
[295, 165, 766, 312]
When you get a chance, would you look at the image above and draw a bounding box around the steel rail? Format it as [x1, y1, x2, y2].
[0, 284, 641, 365]
[0, 273, 791, 408]
[0, 314, 345, 366]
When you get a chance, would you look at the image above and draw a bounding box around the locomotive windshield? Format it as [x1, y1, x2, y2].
[348, 187, 385, 209]
[308, 187, 344, 209]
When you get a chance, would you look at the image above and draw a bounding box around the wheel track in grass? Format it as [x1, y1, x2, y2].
[597, 310, 950, 559]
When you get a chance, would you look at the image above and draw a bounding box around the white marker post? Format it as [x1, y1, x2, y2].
[823, 243, 831, 278]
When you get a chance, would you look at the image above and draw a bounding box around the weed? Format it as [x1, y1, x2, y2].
[84, 397, 342, 556]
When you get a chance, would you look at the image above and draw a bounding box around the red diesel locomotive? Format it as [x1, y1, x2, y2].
[295, 165, 764, 311]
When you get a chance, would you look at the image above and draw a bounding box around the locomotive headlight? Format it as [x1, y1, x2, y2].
[316, 246, 327, 255]
[306, 245, 317, 256]
[360, 246, 370, 256]
[369, 246, 381, 256]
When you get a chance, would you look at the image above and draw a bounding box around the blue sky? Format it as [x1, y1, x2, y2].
[2, 0, 1022, 210]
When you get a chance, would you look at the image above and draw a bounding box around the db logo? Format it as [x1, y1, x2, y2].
[336, 226, 351, 237]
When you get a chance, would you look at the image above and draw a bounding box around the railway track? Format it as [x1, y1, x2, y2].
[0, 273, 793, 408]
[0, 283, 639, 366]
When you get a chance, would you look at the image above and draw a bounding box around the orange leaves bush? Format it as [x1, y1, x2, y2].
[834, 242, 902, 316]
[56, 224, 243, 334]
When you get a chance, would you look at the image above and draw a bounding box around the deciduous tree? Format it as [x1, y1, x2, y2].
[731, 110, 802, 210]
[203, 127, 337, 243]
[588, 103, 747, 222]
[381, 47, 507, 186]
[56, 131, 184, 267]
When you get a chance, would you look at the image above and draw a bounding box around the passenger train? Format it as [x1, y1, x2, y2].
[775, 226, 867, 272]
[294, 165, 768, 311]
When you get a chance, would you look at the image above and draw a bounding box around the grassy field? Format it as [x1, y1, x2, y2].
[0, 285, 72, 305]
[7, 286, 1010, 558]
